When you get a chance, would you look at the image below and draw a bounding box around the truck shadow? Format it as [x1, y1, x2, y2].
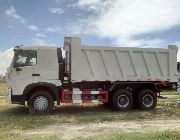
[1, 104, 178, 120]
[53, 104, 113, 114]
[1, 104, 136, 116]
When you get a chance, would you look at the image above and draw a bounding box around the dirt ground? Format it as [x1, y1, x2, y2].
[21, 119, 180, 140]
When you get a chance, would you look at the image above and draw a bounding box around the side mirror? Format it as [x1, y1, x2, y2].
[16, 67, 22, 72]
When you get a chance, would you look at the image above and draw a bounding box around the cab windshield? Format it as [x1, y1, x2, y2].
[13, 50, 37, 68]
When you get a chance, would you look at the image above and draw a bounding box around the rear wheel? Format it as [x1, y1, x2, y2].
[28, 90, 54, 114]
[137, 89, 157, 110]
[112, 89, 133, 111]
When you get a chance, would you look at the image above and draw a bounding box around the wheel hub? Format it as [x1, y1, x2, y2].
[142, 94, 153, 107]
[33, 96, 49, 111]
[118, 95, 129, 107]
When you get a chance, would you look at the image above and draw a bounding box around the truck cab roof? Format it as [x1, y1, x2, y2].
[14, 45, 59, 51]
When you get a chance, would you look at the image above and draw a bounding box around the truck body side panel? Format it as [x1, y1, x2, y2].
[64, 37, 177, 83]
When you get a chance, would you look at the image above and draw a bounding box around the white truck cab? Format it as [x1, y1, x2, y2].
[6, 45, 62, 105]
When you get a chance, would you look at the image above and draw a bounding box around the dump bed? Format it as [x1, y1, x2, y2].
[64, 37, 178, 83]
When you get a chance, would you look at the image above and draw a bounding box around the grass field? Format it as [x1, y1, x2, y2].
[0, 83, 7, 96]
[0, 83, 180, 140]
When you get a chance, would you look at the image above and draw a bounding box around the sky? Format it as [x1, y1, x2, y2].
[0, 0, 180, 75]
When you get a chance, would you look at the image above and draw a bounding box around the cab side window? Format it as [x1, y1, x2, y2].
[14, 50, 37, 67]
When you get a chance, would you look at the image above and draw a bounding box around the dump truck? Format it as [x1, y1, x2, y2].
[5, 37, 178, 114]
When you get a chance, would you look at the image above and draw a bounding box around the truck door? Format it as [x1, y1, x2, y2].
[11, 50, 37, 96]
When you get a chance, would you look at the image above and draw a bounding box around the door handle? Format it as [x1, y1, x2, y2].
[32, 74, 40, 76]
[16, 68, 22, 71]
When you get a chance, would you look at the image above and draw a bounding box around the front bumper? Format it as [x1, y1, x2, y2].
[6, 88, 12, 104]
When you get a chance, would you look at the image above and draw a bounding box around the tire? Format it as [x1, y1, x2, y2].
[28, 90, 54, 114]
[112, 89, 133, 111]
[137, 89, 157, 110]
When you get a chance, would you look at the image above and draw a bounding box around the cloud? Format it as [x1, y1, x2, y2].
[30, 38, 56, 46]
[52, 0, 66, 4]
[173, 42, 180, 62]
[35, 33, 46, 38]
[177, 51, 180, 62]
[0, 48, 14, 75]
[49, 8, 64, 14]
[76, 0, 112, 12]
[113, 38, 165, 47]
[5, 6, 26, 24]
[31, 38, 47, 45]
[45, 27, 62, 33]
[27, 25, 39, 31]
[95, 1, 180, 37]
[73, 0, 180, 46]
[174, 42, 180, 47]
[77, 0, 101, 6]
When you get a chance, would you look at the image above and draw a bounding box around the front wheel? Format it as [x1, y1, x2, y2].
[28, 90, 54, 114]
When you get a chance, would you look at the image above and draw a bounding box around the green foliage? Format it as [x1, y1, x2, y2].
[74, 131, 180, 140]
[0, 83, 7, 96]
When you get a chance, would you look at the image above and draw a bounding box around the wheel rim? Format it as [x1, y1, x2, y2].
[33, 96, 49, 111]
[142, 94, 153, 108]
[118, 95, 129, 108]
